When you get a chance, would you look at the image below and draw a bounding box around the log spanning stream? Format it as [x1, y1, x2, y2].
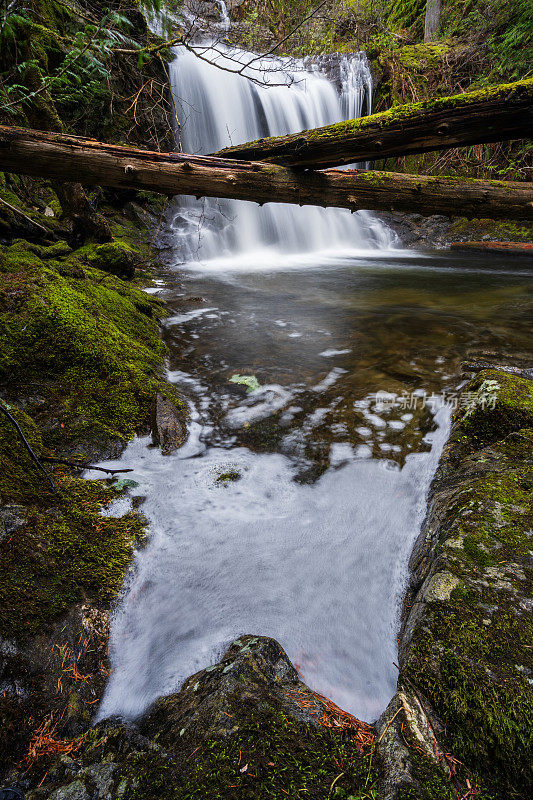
[94, 39, 533, 723]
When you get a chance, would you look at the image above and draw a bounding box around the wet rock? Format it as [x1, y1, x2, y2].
[26, 637, 375, 799]
[376, 689, 447, 800]
[48, 780, 89, 800]
[140, 636, 324, 747]
[151, 393, 187, 455]
[0, 505, 27, 544]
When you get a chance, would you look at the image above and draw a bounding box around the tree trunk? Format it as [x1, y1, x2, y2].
[424, 0, 442, 43]
[0, 125, 532, 220]
[53, 182, 112, 243]
[215, 78, 533, 169]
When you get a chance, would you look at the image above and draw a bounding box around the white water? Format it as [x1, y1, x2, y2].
[167, 43, 393, 263]
[217, 0, 230, 31]
[97, 402, 449, 722]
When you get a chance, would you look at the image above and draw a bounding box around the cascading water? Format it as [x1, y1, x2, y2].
[167, 43, 394, 264]
[217, 0, 230, 30]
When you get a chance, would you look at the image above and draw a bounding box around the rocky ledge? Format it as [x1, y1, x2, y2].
[383, 366, 533, 798]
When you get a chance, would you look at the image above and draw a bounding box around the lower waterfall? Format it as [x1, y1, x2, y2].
[167, 44, 394, 264]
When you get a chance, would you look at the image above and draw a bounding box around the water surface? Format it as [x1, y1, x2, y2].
[97, 250, 532, 722]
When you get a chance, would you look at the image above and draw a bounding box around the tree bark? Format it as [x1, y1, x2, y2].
[0, 125, 532, 220]
[424, 0, 442, 43]
[214, 78, 533, 169]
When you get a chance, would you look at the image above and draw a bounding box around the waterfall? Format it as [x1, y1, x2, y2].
[217, 0, 230, 31]
[167, 44, 394, 265]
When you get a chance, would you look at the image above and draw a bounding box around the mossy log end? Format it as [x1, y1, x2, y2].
[0, 125, 532, 220]
[215, 78, 533, 169]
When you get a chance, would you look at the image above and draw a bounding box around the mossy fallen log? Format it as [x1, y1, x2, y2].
[215, 78, 533, 169]
[0, 125, 532, 220]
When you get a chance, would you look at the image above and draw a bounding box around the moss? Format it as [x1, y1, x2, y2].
[405, 598, 532, 796]
[449, 219, 533, 242]
[457, 369, 533, 449]
[0, 239, 172, 443]
[215, 470, 241, 483]
[105, 702, 379, 800]
[0, 404, 147, 639]
[395, 744, 456, 800]
[84, 241, 136, 278]
[0, 229, 181, 640]
[0, 471, 145, 640]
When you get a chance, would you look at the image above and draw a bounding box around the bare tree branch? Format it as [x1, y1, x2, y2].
[0, 401, 57, 493]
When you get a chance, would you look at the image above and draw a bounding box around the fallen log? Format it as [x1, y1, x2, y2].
[0, 125, 532, 220]
[450, 241, 533, 257]
[215, 78, 533, 169]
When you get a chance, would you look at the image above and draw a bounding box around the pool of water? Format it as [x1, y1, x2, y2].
[96, 249, 532, 723]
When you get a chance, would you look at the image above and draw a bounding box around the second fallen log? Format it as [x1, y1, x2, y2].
[215, 78, 533, 169]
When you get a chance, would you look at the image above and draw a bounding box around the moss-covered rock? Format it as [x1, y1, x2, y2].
[457, 368, 533, 448]
[85, 241, 136, 279]
[24, 637, 379, 800]
[398, 369, 533, 798]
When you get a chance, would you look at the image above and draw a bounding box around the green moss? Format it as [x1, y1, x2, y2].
[84, 241, 136, 278]
[449, 219, 533, 242]
[0, 231, 183, 640]
[406, 599, 532, 797]
[0, 477, 145, 640]
[110, 702, 379, 800]
[457, 370, 533, 448]
[215, 470, 241, 483]
[396, 745, 456, 800]
[0, 240, 172, 443]
[0, 406, 146, 638]
[403, 370, 533, 798]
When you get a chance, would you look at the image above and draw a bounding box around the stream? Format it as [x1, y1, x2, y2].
[94, 35, 533, 724]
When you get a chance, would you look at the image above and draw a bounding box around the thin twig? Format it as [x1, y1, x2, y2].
[377, 706, 403, 743]
[40, 456, 133, 475]
[328, 772, 344, 797]
[0, 401, 56, 492]
[0, 197, 49, 234]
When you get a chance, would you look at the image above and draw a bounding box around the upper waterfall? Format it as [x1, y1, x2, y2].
[167, 44, 394, 265]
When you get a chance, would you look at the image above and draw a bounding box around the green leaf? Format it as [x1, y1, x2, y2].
[229, 374, 261, 393]
[113, 478, 139, 490]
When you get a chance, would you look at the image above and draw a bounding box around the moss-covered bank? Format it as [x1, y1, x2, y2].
[0, 196, 189, 776]
[0, 0, 188, 781]
[394, 368, 533, 798]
